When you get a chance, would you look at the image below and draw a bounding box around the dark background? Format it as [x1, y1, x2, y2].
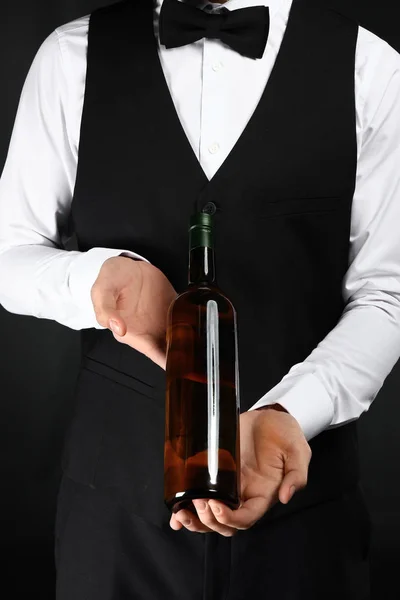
[1, 1, 399, 598]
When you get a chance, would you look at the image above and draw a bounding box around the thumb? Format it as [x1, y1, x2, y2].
[92, 286, 127, 335]
[278, 451, 309, 505]
[109, 317, 127, 337]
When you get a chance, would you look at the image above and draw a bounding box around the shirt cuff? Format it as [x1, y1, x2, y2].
[68, 247, 150, 330]
[247, 372, 335, 441]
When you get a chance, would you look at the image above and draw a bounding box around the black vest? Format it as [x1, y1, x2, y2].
[63, 0, 360, 529]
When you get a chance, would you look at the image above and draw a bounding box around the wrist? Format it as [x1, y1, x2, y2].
[119, 255, 142, 261]
[255, 403, 289, 414]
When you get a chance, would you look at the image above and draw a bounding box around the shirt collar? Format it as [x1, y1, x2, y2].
[155, 0, 286, 21]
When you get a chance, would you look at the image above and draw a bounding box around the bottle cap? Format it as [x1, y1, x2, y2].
[189, 212, 214, 229]
[189, 212, 214, 249]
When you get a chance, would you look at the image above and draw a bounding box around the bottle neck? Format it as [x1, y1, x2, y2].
[188, 246, 216, 285]
[188, 212, 216, 285]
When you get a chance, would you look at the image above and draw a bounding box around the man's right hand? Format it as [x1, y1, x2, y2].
[91, 256, 177, 370]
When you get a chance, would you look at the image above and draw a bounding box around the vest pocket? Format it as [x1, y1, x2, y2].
[259, 195, 347, 218]
[62, 362, 170, 529]
[81, 354, 158, 400]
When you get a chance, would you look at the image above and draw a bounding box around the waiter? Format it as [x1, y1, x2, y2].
[1, 0, 400, 597]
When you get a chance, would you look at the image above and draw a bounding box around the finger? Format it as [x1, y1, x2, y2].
[169, 513, 183, 530]
[174, 509, 215, 534]
[279, 446, 311, 504]
[208, 496, 270, 531]
[92, 285, 127, 334]
[109, 318, 127, 337]
[192, 500, 237, 537]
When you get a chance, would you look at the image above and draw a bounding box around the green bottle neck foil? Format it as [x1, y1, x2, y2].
[188, 212, 216, 285]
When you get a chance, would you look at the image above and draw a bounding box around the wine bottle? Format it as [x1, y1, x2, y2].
[164, 211, 241, 516]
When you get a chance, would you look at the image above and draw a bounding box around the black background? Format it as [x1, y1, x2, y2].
[1, 1, 399, 598]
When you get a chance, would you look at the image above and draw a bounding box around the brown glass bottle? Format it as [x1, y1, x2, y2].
[164, 211, 241, 516]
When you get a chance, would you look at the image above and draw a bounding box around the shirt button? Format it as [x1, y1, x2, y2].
[202, 202, 217, 215]
[208, 142, 220, 154]
[212, 61, 223, 72]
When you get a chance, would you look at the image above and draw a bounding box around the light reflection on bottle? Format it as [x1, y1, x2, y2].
[206, 299, 220, 485]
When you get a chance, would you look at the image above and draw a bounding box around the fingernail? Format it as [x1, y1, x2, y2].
[196, 501, 207, 512]
[182, 518, 191, 526]
[289, 485, 296, 500]
[109, 319, 121, 335]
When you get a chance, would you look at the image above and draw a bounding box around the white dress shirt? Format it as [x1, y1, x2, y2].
[1, 0, 400, 441]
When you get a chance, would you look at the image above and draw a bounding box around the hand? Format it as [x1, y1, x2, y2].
[91, 256, 177, 370]
[170, 407, 312, 536]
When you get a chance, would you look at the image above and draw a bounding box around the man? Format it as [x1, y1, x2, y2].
[1, 0, 400, 597]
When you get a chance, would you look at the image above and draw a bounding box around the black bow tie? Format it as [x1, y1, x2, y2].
[159, 0, 270, 60]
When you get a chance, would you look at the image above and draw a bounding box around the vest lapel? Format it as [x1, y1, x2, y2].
[127, 0, 350, 206]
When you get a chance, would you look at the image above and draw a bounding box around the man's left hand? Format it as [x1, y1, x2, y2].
[169, 406, 312, 536]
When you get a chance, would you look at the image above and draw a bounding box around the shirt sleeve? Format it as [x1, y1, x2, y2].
[0, 29, 149, 331]
[249, 35, 400, 441]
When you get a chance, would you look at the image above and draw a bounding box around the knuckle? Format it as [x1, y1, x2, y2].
[215, 512, 229, 525]
[90, 280, 102, 301]
[199, 513, 214, 527]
